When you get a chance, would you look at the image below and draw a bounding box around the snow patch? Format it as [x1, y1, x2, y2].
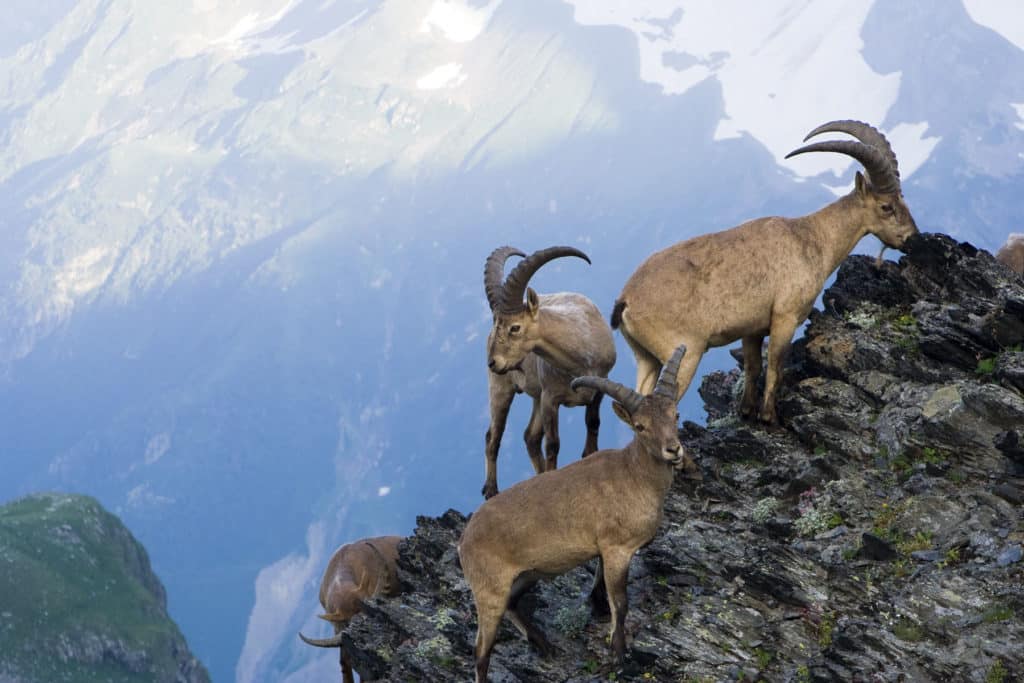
[963, 0, 1024, 50]
[1013, 103, 1024, 131]
[144, 433, 172, 465]
[420, 0, 503, 42]
[211, 0, 300, 52]
[568, 1, 904, 178]
[417, 62, 466, 90]
[125, 483, 175, 508]
[885, 121, 941, 179]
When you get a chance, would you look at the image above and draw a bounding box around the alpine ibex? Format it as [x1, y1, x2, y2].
[299, 536, 402, 683]
[459, 345, 700, 682]
[482, 246, 616, 498]
[613, 120, 919, 424]
[996, 234, 1024, 276]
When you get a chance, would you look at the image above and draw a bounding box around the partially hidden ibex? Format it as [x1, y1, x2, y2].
[459, 344, 700, 682]
[482, 246, 616, 498]
[299, 536, 402, 683]
[613, 120, 919, 424]
[996, 234, 1024, 276]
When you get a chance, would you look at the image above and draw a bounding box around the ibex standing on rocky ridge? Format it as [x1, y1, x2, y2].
[299, 536, 402, 683]
[459, 345, 700, 682]
[482, 246, 616, 498]
[613, 120, 919, 424]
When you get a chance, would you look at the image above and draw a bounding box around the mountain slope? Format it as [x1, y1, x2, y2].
[0, 493, 210, 683]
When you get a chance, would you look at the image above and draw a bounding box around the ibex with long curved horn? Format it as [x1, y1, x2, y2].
[298, 536, 402, 683]
[481, 246, 616, 498]
[996, 234, 1024, 276]
[460, 344, 700, 682]
[613, 120, 919, 424]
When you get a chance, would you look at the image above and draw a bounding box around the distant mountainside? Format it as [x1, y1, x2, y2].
[0, 493, 209, 683]
[0, 1, 1022, 680]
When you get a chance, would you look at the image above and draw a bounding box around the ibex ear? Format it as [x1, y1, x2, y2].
[854, 171, 869, 198]
[526, 288, 540, 318]
[611, 402, 633, 427]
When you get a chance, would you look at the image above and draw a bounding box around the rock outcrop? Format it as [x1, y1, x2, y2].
[0, 493, 210, 683]
[343, 233, 1023, 682]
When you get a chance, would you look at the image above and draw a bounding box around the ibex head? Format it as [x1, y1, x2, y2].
[483, 245, 590, 374]
[572, 344, 700, 478]
[786, 120, 919, 251]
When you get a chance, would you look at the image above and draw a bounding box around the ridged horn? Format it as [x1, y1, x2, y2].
[571, 376, 642, 414]
[802, 119, 900, 180]
[484, 246, 527, 312]
[785, 139, 900, 195]
[500, 246, 591, 314]
[299, 631, 345, 648]
[654, 344, 688, 399]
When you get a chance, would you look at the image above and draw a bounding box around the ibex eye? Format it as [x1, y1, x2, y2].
[881, 204, 894, 214]
[634, 424, 645, 433]
[509, 324, 521, 334]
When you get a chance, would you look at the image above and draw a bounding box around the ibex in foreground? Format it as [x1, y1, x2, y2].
[299, 536, 402, 683]
[482, 246, 616, 498]
[996, 234, 1024, 276]
[613, 120, 919, 424]
[459, 345, 700, 682]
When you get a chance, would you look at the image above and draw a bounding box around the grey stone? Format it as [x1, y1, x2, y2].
[997, 544, 1022, 566]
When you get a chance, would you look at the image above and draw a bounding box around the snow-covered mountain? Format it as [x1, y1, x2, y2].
[1, 1, 1021, 680]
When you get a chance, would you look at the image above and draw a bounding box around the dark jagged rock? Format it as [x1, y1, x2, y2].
[345, 234, 1024, 682]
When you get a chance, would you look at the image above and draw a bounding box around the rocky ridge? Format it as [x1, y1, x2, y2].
[0, 493, 210, 683]
[341, 233, 1023, 682]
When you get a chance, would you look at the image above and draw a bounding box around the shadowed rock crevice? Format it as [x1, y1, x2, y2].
[344, 233, 1023, 682]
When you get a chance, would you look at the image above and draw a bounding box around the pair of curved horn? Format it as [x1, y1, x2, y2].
[571, 344, 687, 413]
[299, 631, 345, 648]
[785, 120, 901, 195]
[483, 246, 591, 314]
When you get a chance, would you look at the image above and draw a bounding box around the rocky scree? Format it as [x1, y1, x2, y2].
[343, 233, 1023, 682]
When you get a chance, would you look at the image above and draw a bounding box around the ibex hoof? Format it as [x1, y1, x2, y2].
[481, 483, 499, 499]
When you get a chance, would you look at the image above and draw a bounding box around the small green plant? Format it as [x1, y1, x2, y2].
[893, 313, 917, 328]
[796, 664, 811, 682]
[986, 659, 1008, 683]
[794, 488, 841, 537]
[752, 496, 780, 524]
[553, 603, 590, 638]
[939, 547, 962, 568]
[813, 445, 828, 456]
[582, 658, 600, 674]
[892, 618, 924, 642]
[897, 530, 933, 556]
[753, 646, 773, 670]
[982, 605, 1013, 623]
[818, 612, 835, 649]
[976, 356, 997, 375]
[947, 468, 967, 484]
